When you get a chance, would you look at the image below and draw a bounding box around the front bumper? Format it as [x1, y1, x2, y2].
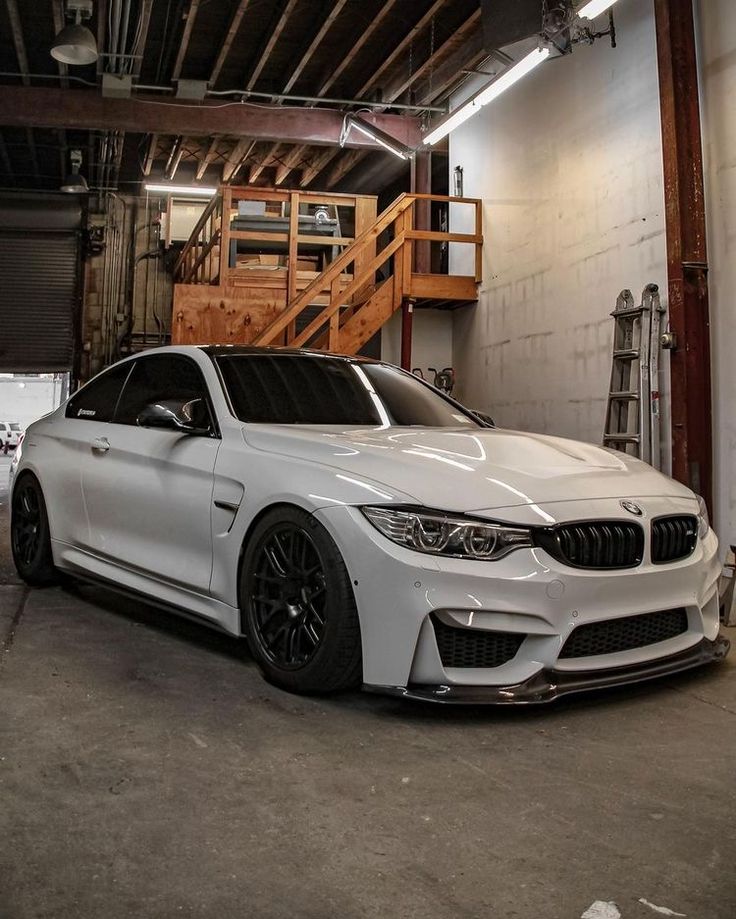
[316, 499, 725, 693]
[365, 634, 730, 704]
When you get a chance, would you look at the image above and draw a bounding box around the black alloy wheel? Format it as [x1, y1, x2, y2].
[11, 475, 57, 586]
[252, 524, 327, 669]
[241, 507, 362, 694]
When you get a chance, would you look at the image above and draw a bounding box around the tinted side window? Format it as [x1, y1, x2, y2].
[114, 355, 209, 426]
[65, 363, 133, 422]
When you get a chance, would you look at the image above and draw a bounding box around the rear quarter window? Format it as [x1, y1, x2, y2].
[65, 362, 133, 422]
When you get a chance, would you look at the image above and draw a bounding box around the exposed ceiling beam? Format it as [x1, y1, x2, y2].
[319, 149, 368, 189]
[412, 29, 489, 107]
[195, 136, 220, 180]
[274, 145, 311, 186]
[96, 0, 107, 76]
[51, 0, 69, 88]
[164, 136, 184, 180]
[0, 87, 424, 148]
[282, 0, 349, 95]
[299, 147, 341, 188]
[248, 142, 285, 184]
[317, 0, 400, 98]
[355, 0, 445, 100]
[26, 128, 40, 182]
[0, 131, 14, 180]
[142, 133, 159, 175]
[381, 9, 482, 105]
[222, 138, 255, 183]
[274, 0, 400, 193]
[172, 0, 201, 82]
[245, 0, 300, 92]
[132, 0, 155, 78]
[5, 0, 29, 85]
[254, 0, 350, 174]
[209, 0, 253, 88]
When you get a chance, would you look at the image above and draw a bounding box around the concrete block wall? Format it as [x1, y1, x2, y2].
[449, 0, 667, 451]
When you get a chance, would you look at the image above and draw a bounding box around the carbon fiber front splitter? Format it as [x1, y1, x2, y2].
[364, 634, 731, 704]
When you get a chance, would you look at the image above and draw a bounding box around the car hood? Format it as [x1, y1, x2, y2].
[242, 425, 693, 513]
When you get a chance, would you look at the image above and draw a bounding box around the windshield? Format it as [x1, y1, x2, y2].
[214, 354, 479, 428]
[9, 423, 21, 431]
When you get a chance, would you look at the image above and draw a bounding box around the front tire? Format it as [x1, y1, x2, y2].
[11, 474, 58, 587]
[241, 507, 362, 694]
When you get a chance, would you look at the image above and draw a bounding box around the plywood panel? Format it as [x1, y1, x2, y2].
[172, 284, 287, 346]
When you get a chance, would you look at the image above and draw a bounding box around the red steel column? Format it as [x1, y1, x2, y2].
[654, 0, 713, 512]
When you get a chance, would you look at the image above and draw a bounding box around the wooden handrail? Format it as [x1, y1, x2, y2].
[251, 193, 412, 346]
[173, 193, 220, 280]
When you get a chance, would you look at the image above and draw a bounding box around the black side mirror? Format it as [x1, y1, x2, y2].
[470, 410, 495, 428]
[137, 399, 211, 435]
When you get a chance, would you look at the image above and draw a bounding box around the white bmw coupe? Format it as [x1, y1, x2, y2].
[9, 346, 729, 702]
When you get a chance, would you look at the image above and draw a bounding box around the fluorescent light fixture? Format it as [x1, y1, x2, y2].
[144, 184, 218, 197]
[340, 115, 409, 160]
[423, 46, 551, 145]
[577, 0, 620, 18]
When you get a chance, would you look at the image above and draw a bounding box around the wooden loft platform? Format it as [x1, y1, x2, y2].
[171, 185, 482, 354]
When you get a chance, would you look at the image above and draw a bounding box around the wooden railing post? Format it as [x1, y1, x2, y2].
[219, 187, 233, 286]
[287, 191, 300, 342]
[474, 199, 482, 283]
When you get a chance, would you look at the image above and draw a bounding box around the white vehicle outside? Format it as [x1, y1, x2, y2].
[8, 346, 730, 702]
[0, 421, 23, 453]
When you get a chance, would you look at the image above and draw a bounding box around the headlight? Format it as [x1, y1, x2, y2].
[696, 494, 710, 539]
[361, 506, 533, 561]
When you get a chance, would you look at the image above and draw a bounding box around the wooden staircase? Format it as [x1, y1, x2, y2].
[172, 187, 482, 354]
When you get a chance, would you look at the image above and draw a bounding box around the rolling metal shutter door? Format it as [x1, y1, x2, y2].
[0, 231, 79, 372]
[0, 196, 81, 373]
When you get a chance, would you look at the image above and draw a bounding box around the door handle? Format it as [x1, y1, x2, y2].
[91, 436, 110, 453]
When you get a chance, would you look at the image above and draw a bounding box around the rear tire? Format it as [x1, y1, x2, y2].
[240, 506, 362, 694]
[11, 474, 58, 587]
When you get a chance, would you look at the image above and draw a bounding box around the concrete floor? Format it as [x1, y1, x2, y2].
[1, 455, 735, 919]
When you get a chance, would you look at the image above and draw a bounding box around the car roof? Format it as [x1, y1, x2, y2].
[196, 345, 379, 364]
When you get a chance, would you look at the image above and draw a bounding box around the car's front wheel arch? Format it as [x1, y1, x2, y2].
[237, 503, 362, 694]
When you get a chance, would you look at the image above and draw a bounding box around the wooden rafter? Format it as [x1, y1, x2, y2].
[209, 0, 253, 88]
[25, 129, 40, 182]
[319, 150, 367, 190]
[132, 0, 155, 78]
[248, 143, 286, 184]
[172, 0, 201, 82]
[96, 0, 107, 76]
[222, 138, 255, 183]
[50, 0, 69, 88]
[0, 131, 14, 180]
[355, 0, 445, 99]
[245, 0, 299, 92]
[142, 133, 159, 175]
[299, 147, 341, 188]
[5, 0, 29, 85]
[317, 0, 400, 98]
[282, 0, 349, 95]
[196, 136, 221, 180]
[274, 146, 311, 186]
[164, 136, 184, 180]
[382, 8, 482, 105]
[260, 0, 350, 188]
[412, 31, 488, 107]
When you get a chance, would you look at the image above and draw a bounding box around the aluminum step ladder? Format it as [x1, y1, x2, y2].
[603, 284, 666, 468]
